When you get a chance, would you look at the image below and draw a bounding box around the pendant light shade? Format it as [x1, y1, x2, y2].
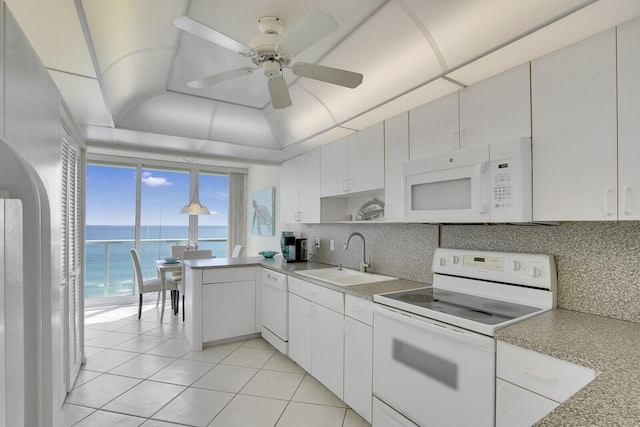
[180, 185, 211, 215]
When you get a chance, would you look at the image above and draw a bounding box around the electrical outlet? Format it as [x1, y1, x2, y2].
[330, 239, 335, 251]
[315, 237, 320, 248]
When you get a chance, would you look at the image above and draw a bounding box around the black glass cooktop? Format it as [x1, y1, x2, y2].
[381, 287, 541, 326]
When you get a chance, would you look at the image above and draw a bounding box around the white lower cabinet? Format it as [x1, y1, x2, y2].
[344, 295, 373, 423]
[185, 265, 257, 350]
[288, 277, 344, 399]
[496, 341, 597, 426]
[496, 379, 559, 427]
[202, 279, 255, 342]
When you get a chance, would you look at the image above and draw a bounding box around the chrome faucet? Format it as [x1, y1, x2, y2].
[344, 232, 370, 272]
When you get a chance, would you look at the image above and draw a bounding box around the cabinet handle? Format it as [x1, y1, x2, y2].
[343, 178, 351, 192]
[460, 129, 466, 149]
[295, 211, 302, 222]
[604, 188, 613, 216]
[451, 131, 459, 151]
[623, 186, 631, 215]
[521, 367, 555, 382]
[350, 306, 365, 312]
[307, 303, 315, 318]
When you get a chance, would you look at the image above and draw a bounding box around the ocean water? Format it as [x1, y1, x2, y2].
[85, 225, 228, 300]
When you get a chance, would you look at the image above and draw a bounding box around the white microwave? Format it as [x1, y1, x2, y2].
[403, 138, 532, 223]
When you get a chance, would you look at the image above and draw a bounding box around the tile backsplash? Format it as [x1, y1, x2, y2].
[301, 221, 640, 324]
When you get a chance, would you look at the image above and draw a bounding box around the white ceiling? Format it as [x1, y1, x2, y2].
[6, 0, 640, 164]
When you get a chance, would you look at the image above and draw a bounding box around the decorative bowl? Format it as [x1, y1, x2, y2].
[259, 251, 279, 258]
[164, 257, 179, 264]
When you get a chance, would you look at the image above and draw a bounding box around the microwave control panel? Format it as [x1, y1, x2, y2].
[489, 138, 532, 222]
[492, 161, 513, 211]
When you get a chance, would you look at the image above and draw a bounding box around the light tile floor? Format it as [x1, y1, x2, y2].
[63, 302, 371, 427]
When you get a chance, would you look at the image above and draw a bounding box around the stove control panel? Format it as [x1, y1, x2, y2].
[433, 248, 557, 290]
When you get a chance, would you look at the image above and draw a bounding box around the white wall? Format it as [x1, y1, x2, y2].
[246, 164, 282, 256]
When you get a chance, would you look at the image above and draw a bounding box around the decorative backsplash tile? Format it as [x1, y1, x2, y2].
[301, 221, 640, 324]
[301, 222, 439, 283]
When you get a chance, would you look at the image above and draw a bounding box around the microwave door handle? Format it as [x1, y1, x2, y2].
[474, 163, 489, 214]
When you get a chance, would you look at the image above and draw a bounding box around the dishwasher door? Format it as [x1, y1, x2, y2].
[260, 269, 288, 353]
[373, 304, 496, 427]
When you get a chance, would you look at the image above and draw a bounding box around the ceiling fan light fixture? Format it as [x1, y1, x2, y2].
[262, 60, 281, 78]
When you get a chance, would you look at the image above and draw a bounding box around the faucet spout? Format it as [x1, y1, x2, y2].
[344, 232, 370, 272]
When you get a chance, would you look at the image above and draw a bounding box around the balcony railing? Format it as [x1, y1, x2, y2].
[84, 237, 227, 299]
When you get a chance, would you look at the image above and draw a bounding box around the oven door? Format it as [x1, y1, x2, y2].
[373, 305, 495, 427]
[403, 146, 490, 223]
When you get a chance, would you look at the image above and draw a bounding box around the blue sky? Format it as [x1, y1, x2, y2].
[86, 164, 229, 225]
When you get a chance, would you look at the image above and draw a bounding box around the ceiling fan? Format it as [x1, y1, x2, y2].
[172, 8, 364, 109]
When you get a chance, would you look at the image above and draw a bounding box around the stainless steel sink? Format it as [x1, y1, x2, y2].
[296, 268, 397, 286]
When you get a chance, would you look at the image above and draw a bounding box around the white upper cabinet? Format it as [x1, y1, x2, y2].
[321, 123, 385, 197]
[459, 62, 531, 147]
[280, 157, 299, 224]
[617, 16, 640, 220]
[280, 149, 321, 224]
[532, 29, 618, 221]
[384, 112, 409, 221]
[321, 137, 349, 197]
[409, 63, 530, 160]
[409, 92, 459, 160]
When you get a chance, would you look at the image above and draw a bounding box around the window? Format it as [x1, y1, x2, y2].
[85, 161, 232, 303]
[85, 163, 137, 299]
[197, 172, 229, 258]
[139, 168, 190, 280]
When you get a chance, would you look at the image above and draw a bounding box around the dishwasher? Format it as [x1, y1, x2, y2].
[260, 268, 288, 354]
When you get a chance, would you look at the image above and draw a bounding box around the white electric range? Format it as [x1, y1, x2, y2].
[372, 248, 557, 427]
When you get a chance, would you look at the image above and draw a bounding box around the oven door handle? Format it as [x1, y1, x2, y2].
[374, 304, 495, 351]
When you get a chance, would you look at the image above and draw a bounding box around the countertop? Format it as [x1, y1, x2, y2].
[183, 256, 426, 300]
[496, 308, 640, 426]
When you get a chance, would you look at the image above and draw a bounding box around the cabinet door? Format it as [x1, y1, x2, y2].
[409, 92, 459, 159]
[202, 280, 255, 342]
[311, 304, 344, 400]
[496, 379, 559, 427]
[321, 137, 348, 197]
[384, 113, 409, 221]
[288, 293, 312, 373]
[348, 122, 385, 193]
[532, 29, 617, 221]
[617, 16, 640, 220]
[344, 317, 373, 423]
[298, 149, 321, 223]
[459, 63, 531, 148]
[280, 157, 299, 224]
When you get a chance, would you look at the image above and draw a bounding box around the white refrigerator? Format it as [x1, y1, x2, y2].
[0, 136, 53, 427]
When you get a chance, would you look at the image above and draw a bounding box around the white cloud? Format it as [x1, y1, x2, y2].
[141, 171, 172, 187]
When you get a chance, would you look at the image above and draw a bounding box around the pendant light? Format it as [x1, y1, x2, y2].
[180, 179, 210, 215]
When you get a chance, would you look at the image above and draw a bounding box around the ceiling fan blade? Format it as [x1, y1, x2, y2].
[172, 16, 252, 55]
[187, 67, 255, 89]
[291, 62, 363, 89]
[277, 8, 339, 55]
[267, 76, 292, 109]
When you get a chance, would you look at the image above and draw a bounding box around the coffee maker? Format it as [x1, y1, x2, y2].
[283, 235, 308, 262]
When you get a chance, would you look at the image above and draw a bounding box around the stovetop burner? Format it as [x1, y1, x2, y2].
[399, 293, 439, 304]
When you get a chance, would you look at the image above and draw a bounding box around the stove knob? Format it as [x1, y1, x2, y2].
[511, 261, 521, 271]
[452, 256, 460, 264]
[530, 267, 541, 278]
[439, 258, 446, 266]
